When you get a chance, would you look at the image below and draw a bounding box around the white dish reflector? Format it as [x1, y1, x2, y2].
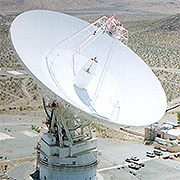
[10, 10, 167, 125]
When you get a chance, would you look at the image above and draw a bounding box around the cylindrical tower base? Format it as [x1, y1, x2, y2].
[39, 158, 98, 180]
[38, 132, 98, 180]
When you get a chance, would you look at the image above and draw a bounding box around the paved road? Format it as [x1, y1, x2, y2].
[151, 67, 180, 73]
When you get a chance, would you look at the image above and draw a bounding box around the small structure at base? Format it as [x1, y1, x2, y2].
[145, 122, 179, 141]
[145, 122, 180, 152]
[154, 137, 180, 152]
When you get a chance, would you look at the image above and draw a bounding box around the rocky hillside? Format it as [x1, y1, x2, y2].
[128, 13, 180, 102]
[0, 14, 43, 110]
[143, 13, 180, 32]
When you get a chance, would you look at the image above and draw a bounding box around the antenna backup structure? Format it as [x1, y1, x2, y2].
[10, 10, 167, 180]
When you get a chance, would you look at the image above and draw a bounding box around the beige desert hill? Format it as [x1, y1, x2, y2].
[127, 13, 179, 104]
[142, 13, 180, 32]
[0, 0, 179, 14]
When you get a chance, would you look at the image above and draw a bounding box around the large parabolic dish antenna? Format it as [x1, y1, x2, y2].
[10, 10, 167, 126]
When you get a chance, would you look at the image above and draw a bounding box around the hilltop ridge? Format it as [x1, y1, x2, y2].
[0, 0, 179, 14]
[143, 13, 180, 32]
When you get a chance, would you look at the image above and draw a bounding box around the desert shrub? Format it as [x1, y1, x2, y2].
[177, 112, 180, 124]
